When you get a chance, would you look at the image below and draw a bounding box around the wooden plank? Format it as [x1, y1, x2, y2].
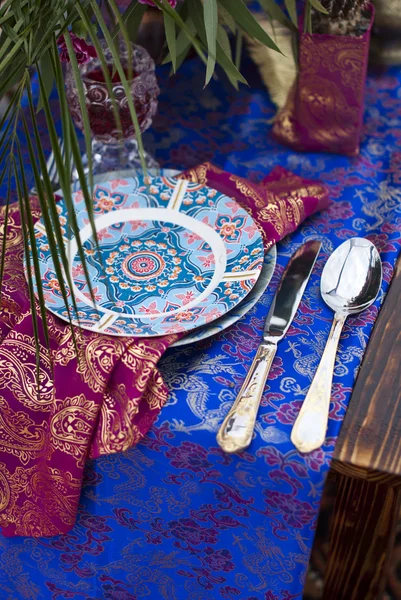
[323, 472, 401, 600]
[334, 258, 401, 475]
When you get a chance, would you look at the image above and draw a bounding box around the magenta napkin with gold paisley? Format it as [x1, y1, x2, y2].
[273, 6, 374, 156]
[0, 166, 328, 537]
[179, 163, 329, 249]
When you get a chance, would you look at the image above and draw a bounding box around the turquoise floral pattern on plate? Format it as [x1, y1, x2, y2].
[29, 175, 264, 336]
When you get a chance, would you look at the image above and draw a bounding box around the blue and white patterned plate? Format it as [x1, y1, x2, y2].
[69, 169, 276, 346]
[29, 175, 264, 337]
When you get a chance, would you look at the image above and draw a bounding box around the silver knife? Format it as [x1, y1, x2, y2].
[216, 240, 322, 454]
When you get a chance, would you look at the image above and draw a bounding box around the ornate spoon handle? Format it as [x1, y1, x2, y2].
[291, 313, 347, 453]
[217, 342, 277, 453]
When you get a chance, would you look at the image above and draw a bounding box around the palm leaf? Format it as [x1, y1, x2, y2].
[189, 0, 247, 86]
[0, 166, 12, 302]
[15, 139, 51, 353]
[151, 0, 208, 68]
[216, 24, 239, 89]
[308, 0, 329, 14]
[304, 1, 313, 32]
[14, 155, 42, 382]
[38, 55, 98, 308]
[204, 0, 218, 86]
[37, 49, 54, 113]
[22, 111, 80, 357]
[257, 0, 294, 28]
[62, 32, 94, 195]
[163, 16, 197, 66]
[25, 87, 79, 322]
[164, 12, 177, 73]
[284, 0, 297, 26]
[113, 1, 146, 43]
[0, 34, 24, 73]
[0, 82, 23, 150]
[0, 0, 24, 19]
[107, 0, 134, 79]
[0, 54, 25, 100]
[218, 5, 236, 34]
[235, 28, 243, 70]
[218, 0, 282, 53]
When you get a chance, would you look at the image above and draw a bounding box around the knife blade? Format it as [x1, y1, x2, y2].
[216, 240, 321, 454]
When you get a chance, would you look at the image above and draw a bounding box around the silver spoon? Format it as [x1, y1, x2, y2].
[291, 237, 382, 454]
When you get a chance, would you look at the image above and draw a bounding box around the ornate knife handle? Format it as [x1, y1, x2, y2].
[291, 313, 347, 453]
[217, 342, 277, 453]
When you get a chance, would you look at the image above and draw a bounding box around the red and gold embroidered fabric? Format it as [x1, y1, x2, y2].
[273, 7, 374, 156]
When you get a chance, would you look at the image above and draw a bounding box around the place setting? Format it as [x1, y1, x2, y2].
[29, 165, 383, 457]
[2, 1, 401, 599]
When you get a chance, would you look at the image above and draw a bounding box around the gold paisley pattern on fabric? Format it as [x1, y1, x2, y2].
[0, 396, 47, 465]
[229, 175, 266, 209]
[0, 463, 19, 524]
[258, 202, 286, 236]
[299, 75, 358, 147]
[0, 208, 23, 250]
[121, 340, 168, 391]
[273, 12, 374, 156]
[145, 367, 169, 411]
[287, 192, 306, 230]
[177, 162, 224, 185]
[50, 394, 100, 467]
[178, 163, 209, 184]
[272, 85, 298, 145]
[257, 191, 307, 239]
[77, 337, 126, 393]
[0, 466, 82, 536]
[0, 296, 31, 339]
[12, 501, 62, 537]
[291, 185, 326, 202]
[179, 164, 328, 255]
[91, 384, 142, 456]
[0, 331, 53, 411]
[47, 314, 101, 367]
[335, 48, 366, 88]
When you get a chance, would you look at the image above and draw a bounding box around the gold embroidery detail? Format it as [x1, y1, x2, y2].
[146, 368, 168, 411]
[0, 396, 47, 465]
[0, 466, 82, 536]
[77, 337, 126, 393]
[50, 394, 99, 467]
[177, 162, 224, 185]
[0, 331, 54, 411]
[273, 29, 370, 155]
[121, 341, 165, 392]
[92, 383, 142, 456]
[229, 175, 266, 209]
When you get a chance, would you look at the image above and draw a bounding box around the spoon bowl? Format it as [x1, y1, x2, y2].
[321, 237, 382, 314]
[291, 237, 382, 453]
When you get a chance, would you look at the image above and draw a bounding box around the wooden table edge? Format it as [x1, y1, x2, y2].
[333, 255, 401, 476]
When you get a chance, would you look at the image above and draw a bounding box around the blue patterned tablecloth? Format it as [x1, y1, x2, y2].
[1, 55, 401, 599]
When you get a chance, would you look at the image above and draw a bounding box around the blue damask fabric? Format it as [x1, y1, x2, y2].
[0, 55, 401, 599]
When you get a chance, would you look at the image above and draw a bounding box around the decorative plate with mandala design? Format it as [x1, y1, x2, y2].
[28, 175, 264, 337]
